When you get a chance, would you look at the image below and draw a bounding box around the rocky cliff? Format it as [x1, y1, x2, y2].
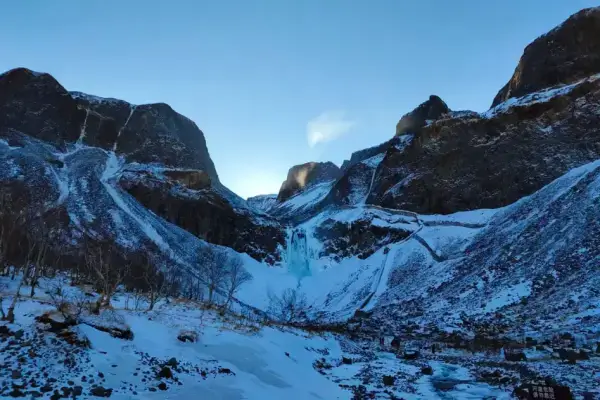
[276, 161, 342, 202]
[492, 7, 600, 107]
[0, 68, 285, 267]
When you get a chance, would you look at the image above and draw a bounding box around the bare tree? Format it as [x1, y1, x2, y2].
[198, 246, 228, 305]
[27, 219, 51, 298]
[223, 255, 251, 310]
[267, 288, 309, 324]
[84, 240, 128, 313]
[0, 192, 26, 276]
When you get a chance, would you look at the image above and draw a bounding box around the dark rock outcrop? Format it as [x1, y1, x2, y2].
[492, 7, 600, 107]
[277, 162, 342, 202]
[371, 69, 600, 214]
[119, 168, 285, 264]
[314, 218, 410, 260]
[0, 68, 85, 146]
[0, 67, 285, 276]
[395, 95, 449, 136]
[72, 93, 220, 180]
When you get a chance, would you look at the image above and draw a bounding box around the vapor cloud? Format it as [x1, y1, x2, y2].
[307, 111, 355, 147]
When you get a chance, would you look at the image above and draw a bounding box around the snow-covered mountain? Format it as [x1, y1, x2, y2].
[2, 6, 600, 399]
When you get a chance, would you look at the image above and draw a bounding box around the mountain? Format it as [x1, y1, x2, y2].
[492, 6, 600, 107]
[2, 7, 600, 399]
[0, 68, 285, 271]
[276, 161, 342, 203]
[246, 194, 277, 213]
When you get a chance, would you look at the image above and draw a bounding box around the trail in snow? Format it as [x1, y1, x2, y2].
[76, 107, 90, 145]
[112, 106, 136, 151]
[357, 209, 486, 310]
[100, 152, 170, 253]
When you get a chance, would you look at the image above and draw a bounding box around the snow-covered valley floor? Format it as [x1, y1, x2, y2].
[2, 276, 599, 399]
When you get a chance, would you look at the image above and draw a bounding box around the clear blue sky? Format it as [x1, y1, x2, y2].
[1, 1, 597, 198]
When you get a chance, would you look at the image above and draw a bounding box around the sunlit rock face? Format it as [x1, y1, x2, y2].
[276, 161, 342, 203]
[492, 7, 600, 107]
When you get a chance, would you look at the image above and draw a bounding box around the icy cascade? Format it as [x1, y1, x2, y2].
[285, 228, 312, 280]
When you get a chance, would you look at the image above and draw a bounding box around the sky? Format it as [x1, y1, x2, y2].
[1, 0, 597, 199]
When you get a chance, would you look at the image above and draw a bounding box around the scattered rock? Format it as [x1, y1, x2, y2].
[89, 386, 112, 397]
[421, 366, 433, 375]
[382, 375, 395, 386]
[341, 357, 352, 365]
[158, 367, 172, 379]
[177, 330, 198, 343]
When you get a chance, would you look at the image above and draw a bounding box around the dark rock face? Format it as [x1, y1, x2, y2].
[0, 68, 84, 146]
[314, 218, 410, 260]
[162, 170, 211, 190]
[119, 168, 284, 264]
[395, 95, 450, 136]
[72, 93, 220, 180]
[0, 67, 285, 274]
[341, 139, 394, 171]
[492, 7, 600, 107]
[371, 72, 600, 214]
[277, 162, 342, 202]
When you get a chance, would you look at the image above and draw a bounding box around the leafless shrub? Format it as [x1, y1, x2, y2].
[267, 288, 310, 324]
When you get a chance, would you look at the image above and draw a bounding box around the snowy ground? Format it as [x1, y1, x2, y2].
[5, 276, 587, 399]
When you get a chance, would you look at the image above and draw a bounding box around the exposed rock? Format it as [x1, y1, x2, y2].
[89, 386, 112, 397]
[371, 76, 600, 214]
[163, 170, 211, 190]
[382, 375, 395, 386]
[177, 330, 199, 343]
[395, 95, 450, 136]
[315, 218, 410, 260]
[71, 92, 220, 179]
[119, 168, 285, 264]
[492, 7, 600, 107]
[0, 68, 84, 146]
[277, 162, 342, 202]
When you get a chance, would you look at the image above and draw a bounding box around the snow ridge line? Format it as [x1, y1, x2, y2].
[76, 107, 90, 145]
[112, 106, 137, 151]
[362, 164, 379, 205]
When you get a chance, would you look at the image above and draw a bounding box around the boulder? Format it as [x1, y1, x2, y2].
[177, 330, 199, 343]
[395, 95, 450, 136]
[0, 68, 84, 146]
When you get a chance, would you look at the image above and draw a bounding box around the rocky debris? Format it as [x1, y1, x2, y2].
[395, 95, 450, 136]
[89, 386, 112, 397]
[492, 7, 600, 107]
[420, 365, 433, 375]
[382, 375, 395, 386]
[177, 330, 199, 343]
[277, 162, 342, 202]
[315, 218, 410, 260]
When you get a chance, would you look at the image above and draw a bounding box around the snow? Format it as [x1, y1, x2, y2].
[100, 152, 171, 254]
[484, 73, 600, 118]
[47, 165, 70, 206]
[483, 281, 532, 313]
[0, 138, 21, 150]
[1, 278, 351, 400]
[112, 105, 137, 151]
